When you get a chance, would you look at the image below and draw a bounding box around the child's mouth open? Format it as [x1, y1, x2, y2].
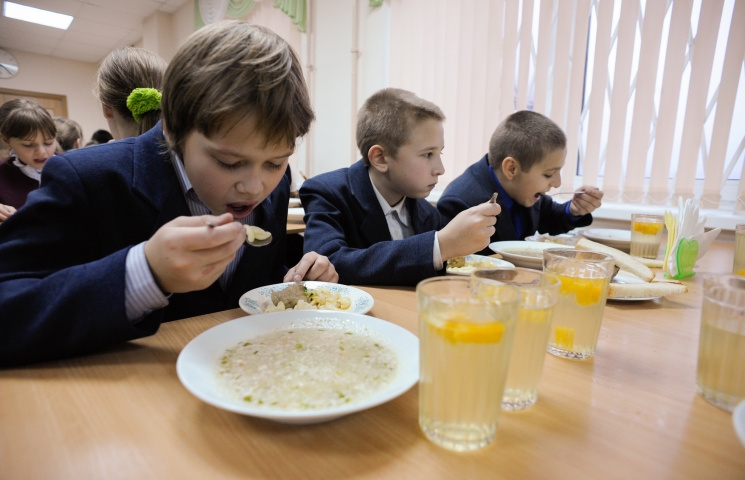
[227, 202, 256, 219]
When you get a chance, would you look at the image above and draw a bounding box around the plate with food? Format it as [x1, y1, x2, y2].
[446, 255, 514, 275]
[488, 241, 573, 269]
[176, 310, 419, 424]
[580, 228, 631, 252]
[240, 281, 374, 315]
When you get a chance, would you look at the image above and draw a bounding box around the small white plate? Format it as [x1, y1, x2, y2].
[489, 241, 573, 270]
[176, 311, 419, 424]
[581, 228, 631, 252]
[239, 281, 374, 315]
[607, 274, 660, 302]
[288, 207, 305, 222]
[734, 400, 745, 448]
[446, 255, 514, 275]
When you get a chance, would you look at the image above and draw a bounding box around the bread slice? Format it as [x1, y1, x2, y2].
[608, 281, 687, 299]
[633, 257, 664, 269]
[575, 237, 655, 282]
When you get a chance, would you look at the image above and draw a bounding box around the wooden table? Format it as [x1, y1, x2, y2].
[2, 242, 743, 479]
[286, 220, 306, 235]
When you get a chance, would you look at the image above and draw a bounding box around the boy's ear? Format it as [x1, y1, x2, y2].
[501, 157, 520, 180]
[368, 145, 388, 173]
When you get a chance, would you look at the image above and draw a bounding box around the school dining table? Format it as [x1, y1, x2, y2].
[1, 240, 743, 479]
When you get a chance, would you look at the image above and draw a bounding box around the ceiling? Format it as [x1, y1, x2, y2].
[0, 0, 192, 64]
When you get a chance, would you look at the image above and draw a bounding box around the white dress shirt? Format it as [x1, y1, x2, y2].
[368, 171, 444, 269]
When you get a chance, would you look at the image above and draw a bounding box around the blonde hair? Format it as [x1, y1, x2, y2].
[356, 88, 445, 166]
[54, 116, 83, 151]
[162, 21, 314, 160]
[0, 98, 56, 142]
[488, 111, 566, 172]
[93, 46, 167, 135]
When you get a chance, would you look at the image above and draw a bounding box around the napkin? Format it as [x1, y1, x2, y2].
[663, 198, 721, 279]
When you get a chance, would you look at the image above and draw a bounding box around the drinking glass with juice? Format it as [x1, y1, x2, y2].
[543, 249, 615, 360]
[417, 277, 519, 452]
[471, 268, 559, 410]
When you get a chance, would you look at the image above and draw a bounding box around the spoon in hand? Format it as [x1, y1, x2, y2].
[205, 221, 273, 247]
[244, 225, 272, 247]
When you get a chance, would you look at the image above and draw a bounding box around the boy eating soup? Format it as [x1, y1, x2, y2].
[0, 21, 336, 366]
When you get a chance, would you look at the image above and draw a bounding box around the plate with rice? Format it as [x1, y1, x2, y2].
[240, 281, 374, 315]
[176, 310, 419, 424]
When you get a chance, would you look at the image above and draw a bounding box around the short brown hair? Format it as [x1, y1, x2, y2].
[356, 88, 445, 166]
[54, 116, 83, 151]
[488, 110, 566, 172]
[93, 46, 167, 135]
[162, 21, 314, 159]
[0, 98, 56, 142]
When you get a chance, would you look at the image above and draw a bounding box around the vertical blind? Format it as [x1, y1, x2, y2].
[388, 0, 745, 214]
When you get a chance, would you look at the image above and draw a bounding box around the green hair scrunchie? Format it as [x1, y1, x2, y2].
[126, 88, 162, 123]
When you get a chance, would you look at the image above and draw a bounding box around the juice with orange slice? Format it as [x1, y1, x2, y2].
[543, 249, 615, 360]
[630, 214, 665, 258]
[417, 277, 519, 452]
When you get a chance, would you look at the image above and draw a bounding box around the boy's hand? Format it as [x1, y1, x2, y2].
[439, 200, 501, 261]
[0, 203, 17, 222]
[569, 186, 603, 216]
[284, 252, 338, 283]
[144, 213, 246, 293]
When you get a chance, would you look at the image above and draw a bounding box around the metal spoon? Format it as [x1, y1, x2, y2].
[547, 190, 586, 196]
[205, 221, 273, 247]
[244, 225, 273, 247]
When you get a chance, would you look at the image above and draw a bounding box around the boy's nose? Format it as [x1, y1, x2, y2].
[236, 175, 263, 195]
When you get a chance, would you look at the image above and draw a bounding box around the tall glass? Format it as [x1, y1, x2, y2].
[417, 277, 519, 452]
[472, 268, 560, 411]
[733, 224, 745, 276]
[696, 274, 745, 412]
[630, 213, 665, 259]
[543, 249, 615, 360]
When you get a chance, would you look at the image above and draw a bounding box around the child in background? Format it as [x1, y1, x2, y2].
[0, 98, 57, 220]
[437, 110, 603, 253]
[88, 129, 114, 145]
[54, 116, 83, 152]
[300, 88, 500, 286]
[93, 46, 167, 139]
[0, 21, 336, 366]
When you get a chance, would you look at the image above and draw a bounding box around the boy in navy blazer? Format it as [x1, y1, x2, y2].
[0, 22, 336, 366]
[437, 110, 603, 254]
[300, 88, 500, 286]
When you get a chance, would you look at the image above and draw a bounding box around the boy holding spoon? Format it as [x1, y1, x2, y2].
[437, 110, 603, 253]
[0, 22, 336, 366]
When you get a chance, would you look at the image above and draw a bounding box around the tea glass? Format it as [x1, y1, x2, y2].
[696, 274, 745, 412]
[471, 268, 560, 410]
[630, 213, 665, 259]
[733, 224, 745, 276]
[417, 276, 519, 452]
[543, 249, 615, 360]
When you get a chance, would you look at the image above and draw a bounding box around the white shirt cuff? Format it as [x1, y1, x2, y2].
[433, 232, 444, 270]
[125, 242, 170, 323]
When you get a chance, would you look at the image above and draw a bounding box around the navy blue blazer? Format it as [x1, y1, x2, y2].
[437, 155, 593, 254]
[299, 160, 445, 286]
[0, 123, 289, 366]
